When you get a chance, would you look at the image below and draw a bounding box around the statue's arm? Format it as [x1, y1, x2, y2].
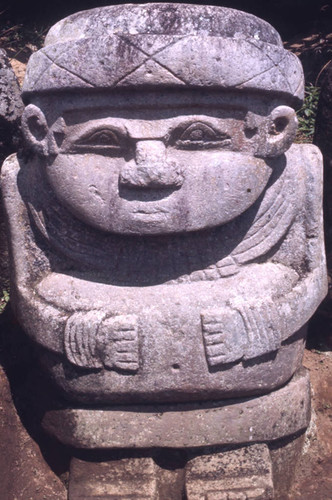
[201, 144, 328, 366]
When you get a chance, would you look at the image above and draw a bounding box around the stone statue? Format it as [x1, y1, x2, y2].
[1, 4, 327, 499]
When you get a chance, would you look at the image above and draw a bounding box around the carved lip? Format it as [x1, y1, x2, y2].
[132, 207, 169, 215]
[119, 186, 178, 202]
[131, 208, 170, 219]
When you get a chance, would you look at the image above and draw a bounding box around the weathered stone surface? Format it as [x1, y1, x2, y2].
[69, 456, 158, 499]
[1, 138, 326, 404]
[269, 432, 306, 500]
[0, 4, 327, 497]
[42, 368, 310, 449]
[315, 61, 332, 163]
[314, 61, 332, 282]
[185, 444, 274, 500]
[3, 4, 326, 406]
[0, 49, 23, 294]
[0, 49, 23, 165]
[23, 4, 303, 104]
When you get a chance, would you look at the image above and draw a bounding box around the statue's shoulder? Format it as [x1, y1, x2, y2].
[285, 143, 323, 180]
[286, 143, 323, 222]
[1, 153, 20, 184]
[1, 154, 21, 214]
[281, 143, 325, 273]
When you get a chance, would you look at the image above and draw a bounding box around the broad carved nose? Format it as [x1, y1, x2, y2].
[119, 140, 184, 188]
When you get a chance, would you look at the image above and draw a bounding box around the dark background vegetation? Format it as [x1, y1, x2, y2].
[1, 0, 332, 40]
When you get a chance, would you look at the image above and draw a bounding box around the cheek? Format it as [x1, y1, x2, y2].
[172, 152, 272, 229]
[45, 154, 121, 226]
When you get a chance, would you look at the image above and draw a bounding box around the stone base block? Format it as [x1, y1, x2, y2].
[185, 444, 274, 500]
[68, 456, 158, 499]
[42, 368, 310, 449]
[65, 434, 306, 499]
[40, 369, 310, 499]
[67, 440, 301, 499]
[269, 432, 306, 500]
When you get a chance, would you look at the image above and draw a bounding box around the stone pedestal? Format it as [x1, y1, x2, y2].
[42, 368, 310, 449]
[185, 444, 274, 500]
[65, 437, 305, 499]
[41, 369, 309, 499]
[69, 457, 158, 500]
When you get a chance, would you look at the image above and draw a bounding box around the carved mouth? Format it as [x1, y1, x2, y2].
[132, 208, 169, 215]
[131, 208, 169, 220]
[119, 185, 180, 202]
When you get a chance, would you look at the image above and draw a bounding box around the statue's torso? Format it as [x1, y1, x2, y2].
[1, 144, 327, 404]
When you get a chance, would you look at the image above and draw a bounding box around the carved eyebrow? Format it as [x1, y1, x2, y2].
[62, 115, 237, 143]
[65, 123, 128, 143]
[167, 119, 231, 146]
[129, 119, 226, 141]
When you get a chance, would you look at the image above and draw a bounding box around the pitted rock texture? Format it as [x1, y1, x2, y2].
[69, 457, 158, 499]
[0, 49, 24, 295]
[42, 368, 310, 449]
[2, 141, 326, 404]
[0, 1, 327, 457]
[23, 4, 303, 104]
[314, 61, 332, 262]
[0, 49, 23, 165]
[0, 6, 328, 499]
[185, 444, 274, 500]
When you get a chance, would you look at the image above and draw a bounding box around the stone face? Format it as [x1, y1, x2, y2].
[0, 4, 328, 497]
[1, 139, 326, 404]
[185, 444, 274, 500]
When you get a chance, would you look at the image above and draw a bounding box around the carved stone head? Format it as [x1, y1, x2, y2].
[21, 3, 304, 236]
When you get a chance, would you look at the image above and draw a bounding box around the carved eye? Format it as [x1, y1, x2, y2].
[172, 122, 231, 150]
[70, 128, 127, 154]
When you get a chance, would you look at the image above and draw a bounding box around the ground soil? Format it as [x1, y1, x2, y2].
[291, 348, 332, 499]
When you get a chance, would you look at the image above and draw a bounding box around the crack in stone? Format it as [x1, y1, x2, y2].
[115, 34, 189, 85]
[243, 40, 292, 92]
[42, 51, 95, 87]
[118, 33, 188, 58]
[234, 61, 281, 88]
[27, 52, 57, 88]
